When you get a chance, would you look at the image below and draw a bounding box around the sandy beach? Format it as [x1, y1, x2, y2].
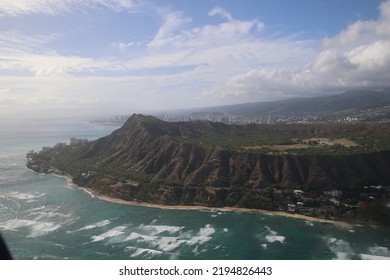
[90, 189, 353, 228]
[31, 169, 353, 228]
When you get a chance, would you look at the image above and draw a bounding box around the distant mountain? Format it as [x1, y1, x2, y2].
[183, 89, 390, 119]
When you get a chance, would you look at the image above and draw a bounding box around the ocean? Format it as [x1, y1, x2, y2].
[0, 117, 389, 260]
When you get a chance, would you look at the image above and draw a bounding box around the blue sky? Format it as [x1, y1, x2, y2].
[0, 0, 389, 117]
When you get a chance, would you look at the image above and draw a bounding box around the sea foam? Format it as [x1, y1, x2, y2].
[6, 191, 45, 200]
[187, 224, 215, 245]
[28, 222, 61, 237]
[125, 223, 216, 254]
[0, 219, 36, 231]
[360, 246, 390, 259]
[125, 246, 163, 259]
[91, 226, 126, 242]
[326, 237, 354, 259]
[360, 254, 390, 260]
[1, 201, 75, 237]
[264, 226, 286, 243]
[124, 232, 158, 242]
[139, 224, 184, 235]
[155, 237, 186, 252]
[0, 219, 62, 237]
[77, 219, 111, 231]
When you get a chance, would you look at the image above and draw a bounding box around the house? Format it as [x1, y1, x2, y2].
[294, 189, 304, 198]
[323, 190, 342, 198]
[70, 138, 89, 145]
[54, 143, 67, 148]
[287, 204, 296, 213]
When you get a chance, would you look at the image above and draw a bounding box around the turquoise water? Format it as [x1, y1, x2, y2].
[0, 118, 389, 260]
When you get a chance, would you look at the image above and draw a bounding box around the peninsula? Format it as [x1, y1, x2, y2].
[27, 114, 390, 225]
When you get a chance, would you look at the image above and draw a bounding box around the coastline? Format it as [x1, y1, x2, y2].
[95, 192, 353, 228]
[29, 168, 353, 228]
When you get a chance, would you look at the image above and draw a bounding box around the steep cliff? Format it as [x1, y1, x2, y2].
[27, 114, 390, 213]
[70, 115, 390, 187]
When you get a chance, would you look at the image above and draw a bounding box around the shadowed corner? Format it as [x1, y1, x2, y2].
[0, 232, 12, 260]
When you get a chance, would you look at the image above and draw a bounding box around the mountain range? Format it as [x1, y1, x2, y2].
[165, 89, 390, 121]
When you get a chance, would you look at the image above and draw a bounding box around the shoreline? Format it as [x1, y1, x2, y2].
[94, 191, 353, 228]
[29, 168, 353, 228]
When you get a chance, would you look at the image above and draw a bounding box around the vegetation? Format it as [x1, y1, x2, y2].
[182, 122, 390, 155]
[26, 114, 390, 226]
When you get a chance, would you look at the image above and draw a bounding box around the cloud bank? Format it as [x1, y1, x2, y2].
[206, 1, 390, 102]
[0, 1, 390, 117]
[0, 0, 140, 16]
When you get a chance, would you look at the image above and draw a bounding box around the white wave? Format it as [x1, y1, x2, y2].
[125, 224, 215, 253]
[0, 219, 61, 237]
[264, 226, 286, 243]
[28, 207, 73, 222]
[199, 224, 215, 236]
[360, 254, 390, 260]
[54, 243, 65, 250]
[128, 233, 185, 252]
[81, 188, 96, 198]
[140, 224, 184, 235]
[348, 229, 355, 233]
[77, 220, 111, 231]
[367, 246, 390, 257]
[6, 191, 45, 200]
[28, 222, 61, 237]
[334, 252, 350, 260]
[125, 246, 163, 259]
[30, 210, 63, 220]
[328, 237, 336, 243]
[28, 206, 46, 212]
[327, 238, 352, 252]
[187, 224, 215, 245]
[125, 232, 143, 241]
[124, 232, 158, 242]
[91, 226, 126, 242]
[0, 219, 36, 231]
[155, 237, 186, 252]
[192, 246, 200, 255]
[305, 221, 314, 226]
[261, 244, 268, 250]
[326, 237, 354, 259]
[266, 235, 286, 243]
[223, 228, 229, 233]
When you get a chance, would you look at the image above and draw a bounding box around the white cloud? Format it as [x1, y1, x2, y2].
[0, 50, 111, 77]
[0, 0, 71, 16]
[148, 8, 264, 51]
[113, 41, 143, 52]
[0, 0, 140, 17]
[205, 1, 390, 103]
[0, 5, 315, 116]
[208, 7, 233, 21]
[2, 2, 390, 117]
[323, 1, 390, 49]
[0, 31, 57, 53]
[148, 10, 192, 48]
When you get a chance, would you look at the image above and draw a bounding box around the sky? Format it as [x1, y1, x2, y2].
[1, 0, 390, 118]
